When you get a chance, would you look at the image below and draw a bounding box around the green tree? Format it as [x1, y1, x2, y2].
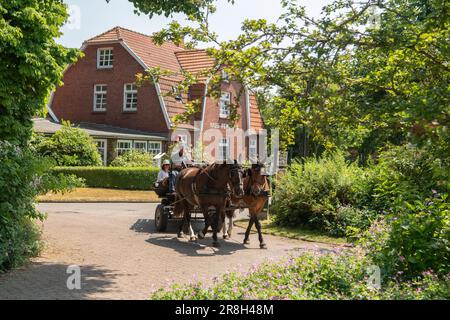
[35, 122, 102, 167]
[115, 0, 230, 18]
[140, 0, 449, 155]
[0, 0, 79, 144]
[0, 0, 80, 270]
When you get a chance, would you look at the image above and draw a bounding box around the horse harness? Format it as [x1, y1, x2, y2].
[192, 166, 236, 196]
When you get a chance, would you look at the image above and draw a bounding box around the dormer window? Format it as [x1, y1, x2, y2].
[97, 48, 114, 69]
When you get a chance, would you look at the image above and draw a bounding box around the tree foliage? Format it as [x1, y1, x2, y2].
[33, 122, 102, 167]
[0, 0, 81, 270]
[142, 0, 449, 154]
[0, 0, 79, 144]
[107, 0, 232, 19]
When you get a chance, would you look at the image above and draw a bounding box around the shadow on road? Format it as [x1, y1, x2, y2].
[131, 218, 248, 256]
[0, 262, 120, 300]
[130, 219, 155, 233]
[145, 236, 247, 257]
[130, 218, 205, 234]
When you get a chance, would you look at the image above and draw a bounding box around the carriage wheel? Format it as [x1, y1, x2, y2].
[155, 204, 168, 232]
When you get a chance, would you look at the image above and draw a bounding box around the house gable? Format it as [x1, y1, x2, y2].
[51, 41, 169, 134]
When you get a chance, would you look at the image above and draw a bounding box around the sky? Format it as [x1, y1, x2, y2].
[58, 0, 332, 48]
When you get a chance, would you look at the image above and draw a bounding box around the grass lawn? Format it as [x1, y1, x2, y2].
[234, 218, 347, 245]
[38, 188, 159, 203]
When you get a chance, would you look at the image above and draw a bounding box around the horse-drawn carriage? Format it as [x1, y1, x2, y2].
[153, 161, 271, 248]
[154, 192, 205, 232]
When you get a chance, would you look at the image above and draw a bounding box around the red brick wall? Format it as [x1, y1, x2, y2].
[201, 81, 250, 160]
[51, 43, 169, 134]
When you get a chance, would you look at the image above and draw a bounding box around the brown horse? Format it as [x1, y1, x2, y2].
[202, 164, 271, 248]
[241, 164, 270, 249]
[174, 162, 244, 247]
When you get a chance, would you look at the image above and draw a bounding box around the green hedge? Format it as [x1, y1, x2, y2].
[52, 167, 159, 190]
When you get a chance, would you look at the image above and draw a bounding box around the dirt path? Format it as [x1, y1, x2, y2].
[0, 203, 340, 300]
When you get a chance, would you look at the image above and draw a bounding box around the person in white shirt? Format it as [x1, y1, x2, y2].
[157, 160, 170, 183]
[171, 136, 192, 168]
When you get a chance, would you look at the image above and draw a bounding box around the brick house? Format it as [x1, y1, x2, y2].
[46, 27, 264, 165]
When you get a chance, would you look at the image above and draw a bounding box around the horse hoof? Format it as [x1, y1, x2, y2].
[177, 233, 184, 238]
[189, 237, 197, 242]
[223, 235, 230, 240]
[243, 240, 250, 245]
[260, 243, 267, 249]
[212, 242, 221, 248]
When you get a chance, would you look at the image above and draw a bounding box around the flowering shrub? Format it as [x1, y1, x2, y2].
[359, 194, 450, 279]
[150, 251, 449, 300]
[363, 144, 448, 212]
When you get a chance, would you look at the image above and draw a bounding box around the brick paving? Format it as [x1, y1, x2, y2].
[0, 203, 338, 300]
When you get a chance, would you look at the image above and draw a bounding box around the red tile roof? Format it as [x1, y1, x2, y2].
[84, 27, 262, 130]
[86, 27, 191, 122]
[249, 94, 264, 130]
[175, 50, 216, 81]
[85, 26, 184, 74]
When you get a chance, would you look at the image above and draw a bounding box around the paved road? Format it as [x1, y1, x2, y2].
[0, 203, 338, 300]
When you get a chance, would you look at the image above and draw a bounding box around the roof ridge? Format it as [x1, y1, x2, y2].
[175, 49, 207, 54]
[84, 26, 186, 51]
[115, 26, 152, 40]
[116, 27, 122, 40]
[83, 26, 117, 44]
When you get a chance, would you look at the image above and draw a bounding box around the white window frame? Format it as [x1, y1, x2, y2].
[249, 138, 258, 160]
[93, 84, 107, 112]
[97, 48, 114, 69]
[117, 140, 132, 156]
[219, 92, 231, 119]
[148, 141, 162, 155]
[94, 139, 107, 166]
[123, 83, 138, 111]
[218, 138, 229, 161]
[133, 141, 147, 152]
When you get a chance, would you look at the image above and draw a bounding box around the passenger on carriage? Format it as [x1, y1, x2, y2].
[157, 159, 170, 183]
[167, 136, 192, 193]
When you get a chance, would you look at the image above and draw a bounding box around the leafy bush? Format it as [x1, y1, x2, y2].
[52, 167, 159, 190]
[272, 151, 368, 234]
[34, 122, 102, 167]
[150, 251, 449, 300]
[359, 194, 450, 279]
[110, 150, 155, 167]
[364, 144, 448, 212]
[0, 142, 81, 271]
[329, 206, 375, 238]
